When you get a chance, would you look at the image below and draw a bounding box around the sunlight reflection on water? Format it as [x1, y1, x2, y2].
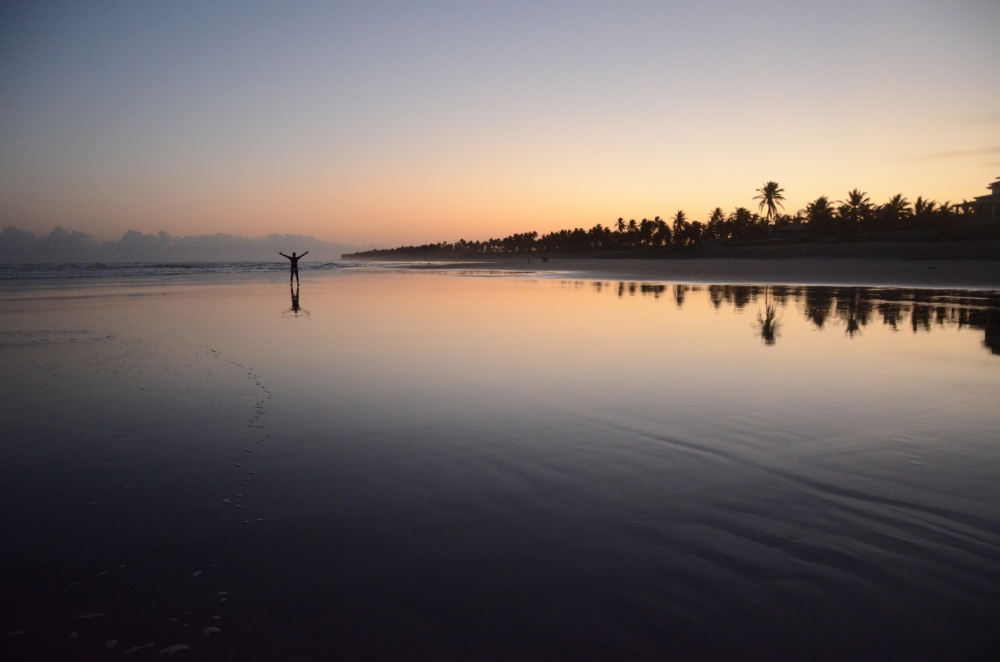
[1, 270, 998, 660]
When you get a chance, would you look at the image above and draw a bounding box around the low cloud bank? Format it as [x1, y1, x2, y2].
[0, 227, 360, 263]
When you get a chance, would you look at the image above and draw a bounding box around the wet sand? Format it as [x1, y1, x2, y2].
[385, 256, 1000, 289]
[2, 270, 999, 660]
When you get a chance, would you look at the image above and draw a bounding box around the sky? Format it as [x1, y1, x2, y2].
[1, 1, 998, 246]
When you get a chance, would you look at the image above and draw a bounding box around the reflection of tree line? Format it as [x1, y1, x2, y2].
[602, 282, 1000, 354]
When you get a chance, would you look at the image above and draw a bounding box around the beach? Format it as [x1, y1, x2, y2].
[391, 255, 1000, 289]
[2, 266, 999, 659]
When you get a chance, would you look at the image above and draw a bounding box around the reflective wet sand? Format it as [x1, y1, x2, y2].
[2, 269, 999, 660]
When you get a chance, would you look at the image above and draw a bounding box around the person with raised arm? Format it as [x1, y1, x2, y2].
[279, 251, 308, 284]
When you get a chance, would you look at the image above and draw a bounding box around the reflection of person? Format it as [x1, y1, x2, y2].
[290, 283, 300, 313]
[279, 251, 308, 284]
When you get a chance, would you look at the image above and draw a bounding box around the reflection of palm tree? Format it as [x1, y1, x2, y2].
[836, 288, 871, 336]
[753, 181, 786, 221]
[756, 287, 781, 345]
[804, 288, 835, 328]
[878, 302, 905, 331]
[708, 285, 725, 308]
[674, 284, 688, 308]
[911, 304, 933, 332]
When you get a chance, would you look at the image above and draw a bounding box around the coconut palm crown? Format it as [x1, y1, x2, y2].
[753, 181, 786, 220]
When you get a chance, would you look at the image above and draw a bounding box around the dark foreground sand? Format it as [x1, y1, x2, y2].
[386, 257, 1000, 289]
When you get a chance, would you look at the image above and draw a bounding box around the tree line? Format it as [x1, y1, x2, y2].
[347, 182, 992, 257]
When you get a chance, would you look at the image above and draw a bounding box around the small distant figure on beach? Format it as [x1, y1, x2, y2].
[279, 251, 308, 284]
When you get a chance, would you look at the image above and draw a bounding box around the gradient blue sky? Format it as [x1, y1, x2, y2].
[1, 1, 998, 244]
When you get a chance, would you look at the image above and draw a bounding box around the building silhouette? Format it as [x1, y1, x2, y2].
[972, 176, 1000, 220]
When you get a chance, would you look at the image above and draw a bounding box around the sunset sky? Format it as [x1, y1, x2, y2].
[1, 1, 998, 246]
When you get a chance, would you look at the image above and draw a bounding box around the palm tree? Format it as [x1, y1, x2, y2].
[913, 196, 936, 217]
[838, 189, 872, 232]
[956, 200, 976, 218]
[653, 216, 670, 245]
[884, 194, 910, 215]
[639, 218, 654, 245]
[805, 196, 836, 234]
[879, 194, 911, 230]
[689, 221, 704, 246]
[934, 200, 956, 230]
[671, 210, 688, 246]
[626, 219, 638, 247]
[913, 196, 938, 229]
[729, 207, 754, 242]
[753, 181, 786, 221]
[616, 218, 625, 233]
[706, 207, 726, 241]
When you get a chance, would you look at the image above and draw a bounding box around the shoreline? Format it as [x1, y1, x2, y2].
[366, 256, 1000, 290]
[347, 239, 1000, 289]
[1, 250, 999, 291]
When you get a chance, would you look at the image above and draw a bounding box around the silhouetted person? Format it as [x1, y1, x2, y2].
[279, 251, 308, 284]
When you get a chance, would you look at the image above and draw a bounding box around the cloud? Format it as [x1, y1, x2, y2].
[911, 145, 1000, 160]
[0, 227, 359, 263]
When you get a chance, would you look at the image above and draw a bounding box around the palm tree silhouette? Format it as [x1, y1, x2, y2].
[936, 200, 953, 225]
[913, 196, 938, 229]
[639, 218, 654, 245]
[753, 181, 786, 221]
[729, 207, 754, 242]
[885, 194, 910, 216]
[805, 196, 836, 233]
[881, 194, 911, 230]
[652, 216, 669, 245]
[913, 196, 936, 217]
[671, 210, 688, 246]
[838, 189, 872, 232]
[706, 207, 726, 240]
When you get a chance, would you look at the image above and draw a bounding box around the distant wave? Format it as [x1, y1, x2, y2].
[0, 261, 358, 280]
